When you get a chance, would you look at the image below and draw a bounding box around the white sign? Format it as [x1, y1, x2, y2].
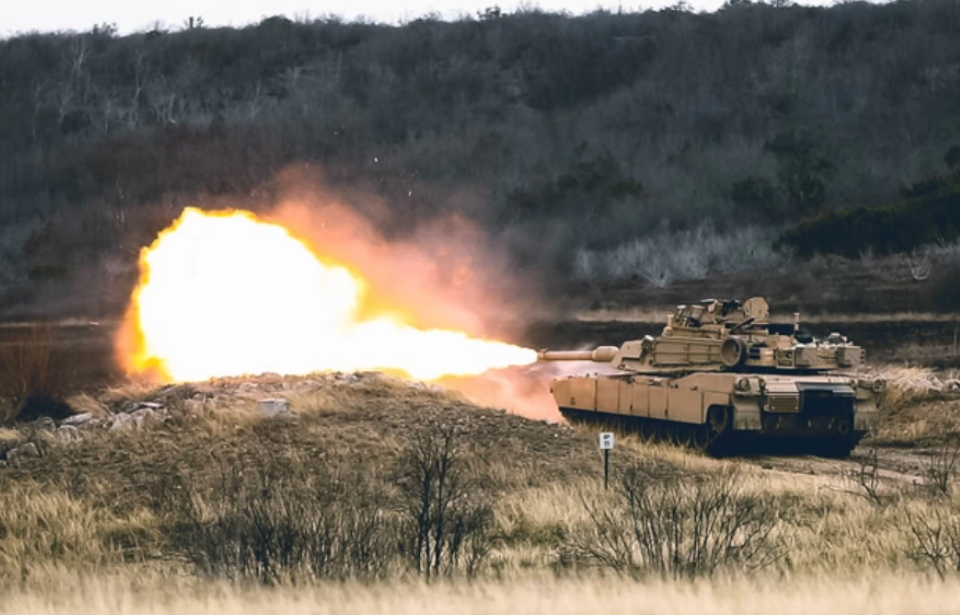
[599, 432, 615, 450]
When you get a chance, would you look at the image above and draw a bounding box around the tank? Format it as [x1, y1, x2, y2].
[538, 297, 881, 457]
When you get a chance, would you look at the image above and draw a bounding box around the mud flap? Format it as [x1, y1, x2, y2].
[732, 398, 762, 430]
[854, 408, 879, 432]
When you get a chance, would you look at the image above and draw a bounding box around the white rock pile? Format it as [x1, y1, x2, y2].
[0, 371, 440, 465]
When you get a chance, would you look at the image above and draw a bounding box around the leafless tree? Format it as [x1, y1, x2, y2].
[398, 423, 495, 577]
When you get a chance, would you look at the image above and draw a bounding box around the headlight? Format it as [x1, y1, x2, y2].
[736, 377, 751, 392]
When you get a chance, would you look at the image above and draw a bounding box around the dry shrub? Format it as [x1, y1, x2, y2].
[844, 448, 886, 506]
[159, 422, 499, 583]
[166, 454, 397, 584]
[907, 499, 960, 579]
[397, 424, 496, 577]
[564, 466, 783, 579]
[0, 324, 73, 423]
[65, 392, 109, 417]
[98, 381, 166, 405]
[572, 223, 787, 286]
[925, 444, 960, 496]
[869, 366, 958, 411]
[0, 427, 23, 446]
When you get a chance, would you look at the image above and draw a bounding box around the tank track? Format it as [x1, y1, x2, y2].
[559, 408, 863, 458]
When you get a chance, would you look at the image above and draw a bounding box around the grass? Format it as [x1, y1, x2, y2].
[5, 575, 960, 615]
[865, 365, 960, 447]
[2, 366, 960, 602]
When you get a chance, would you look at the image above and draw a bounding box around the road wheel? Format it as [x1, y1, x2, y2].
[657, 421, 676, 445]
[704, 406, 734, 455]
[559, 408, 588, 427]
[690, 424, 712, 452]
[674, 424, 694, 447]
[639, 418, 658, 443]
[819, 437, 856, 459]
[708, 406, 732, 435]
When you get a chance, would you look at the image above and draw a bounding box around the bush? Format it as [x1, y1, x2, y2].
[572, 222, 786, 285]
[564, 466, 783, 579]
[780, 192, 960, 258]
[397, 424, 496, 577]
[168, 455, 396, 584]
[163, 424, 498, 583]
[907, 500, 960, 579]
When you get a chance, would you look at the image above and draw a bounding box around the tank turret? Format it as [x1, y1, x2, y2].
[538, 297, 863, 374]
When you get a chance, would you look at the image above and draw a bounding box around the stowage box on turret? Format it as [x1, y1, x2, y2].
[538, 298, 881, 457]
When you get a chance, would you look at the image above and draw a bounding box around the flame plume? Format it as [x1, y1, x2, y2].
[122, 208, 536, 382]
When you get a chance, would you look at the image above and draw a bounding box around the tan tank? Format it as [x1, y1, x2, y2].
[539, 298, 881, 457]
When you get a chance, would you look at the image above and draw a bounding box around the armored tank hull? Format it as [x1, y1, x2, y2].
[551, 371, 879, 456]
[539, 298, 881, 457]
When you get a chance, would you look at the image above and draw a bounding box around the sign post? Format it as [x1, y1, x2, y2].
[599, 432, 615, 490]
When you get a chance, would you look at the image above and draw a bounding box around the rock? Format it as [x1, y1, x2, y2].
[109, 413, 135, 431]
[7, 442, 40, 461]
[238, 382, 259, 392]
[155, 385, 180, 397]
[131, 407, 157, 421]
[56, 425, 82, 443]
[81, 419, 103, 430]
[63, 412, 95, 426]
[137, 402, 164, 410]
[35, 417, 56, 430]
[258, 398, 291, 418]
[335, 373, 358, 382]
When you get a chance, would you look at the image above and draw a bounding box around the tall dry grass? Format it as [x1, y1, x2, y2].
[0, 481, 160, 583]
[5, 368, 960, 596]
[4, 575, 960, 615]
[863, 365, 960, 445]
[6, 414, 960, 584]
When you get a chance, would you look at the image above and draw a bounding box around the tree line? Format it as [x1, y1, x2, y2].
[1, 0, 959, 314]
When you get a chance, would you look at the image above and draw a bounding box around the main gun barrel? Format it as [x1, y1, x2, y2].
[537, 346, 619, 362]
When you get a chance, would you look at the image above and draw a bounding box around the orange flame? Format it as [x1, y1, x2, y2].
[122, 208, 537, 382]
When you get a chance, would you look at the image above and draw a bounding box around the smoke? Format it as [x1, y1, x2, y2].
[266, 167, 539, 341]
[264, 168, 567, 418]
[438, 361, 603, 422]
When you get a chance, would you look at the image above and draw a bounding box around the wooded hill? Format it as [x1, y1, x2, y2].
[1, 0, 959, 317]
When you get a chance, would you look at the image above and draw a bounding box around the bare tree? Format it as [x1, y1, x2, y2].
[398, 423, 495, 577]
[926, 443, 960, 496]
[845, 448, 885, 506]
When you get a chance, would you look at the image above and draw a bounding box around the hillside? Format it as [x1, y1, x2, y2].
[2, 0, 960, 319]
[3, 368, 960, 596]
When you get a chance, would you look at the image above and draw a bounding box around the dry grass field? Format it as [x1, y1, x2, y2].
[3, 362, 960, 611]
[5, 575, 960, 615]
